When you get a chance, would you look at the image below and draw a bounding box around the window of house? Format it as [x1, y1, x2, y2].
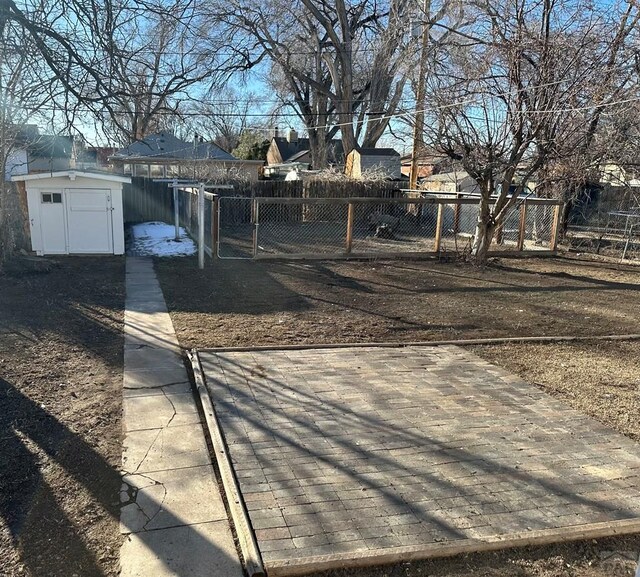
[134, 163, 149, 177]
[41, 192, 62, 204]
[123, 163, 132, 175]
[166, 165, 179, 177]
[150, 164, 164, 178]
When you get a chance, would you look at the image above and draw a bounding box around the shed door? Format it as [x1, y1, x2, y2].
[39, 191, 66, 254]
[66, 189, 113, 253]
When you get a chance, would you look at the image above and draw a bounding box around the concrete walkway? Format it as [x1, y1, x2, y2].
[120, 257, 243, 577]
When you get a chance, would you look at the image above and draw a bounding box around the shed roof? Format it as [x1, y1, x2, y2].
[11, 170, 131, 183]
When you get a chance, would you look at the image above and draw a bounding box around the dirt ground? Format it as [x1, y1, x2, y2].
[156, 254, 640, 349]
[0, 257, 125, 577]
[156, 253, 640, 577]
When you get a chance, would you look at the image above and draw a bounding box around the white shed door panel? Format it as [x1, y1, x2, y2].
[66, 189, 113, 253]
[40, 202, 66, 254]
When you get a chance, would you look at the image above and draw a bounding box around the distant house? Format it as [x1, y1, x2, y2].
[420, 170, 479, 194]
[76, 146, 119, 171]
[5, 125, 75, 180]
[400, 153, 450, 179]
[266, 129, 344, 168]
[345, 148, 402, 180]
[600, 162, 640, 188]
[110, 132, 263, 181]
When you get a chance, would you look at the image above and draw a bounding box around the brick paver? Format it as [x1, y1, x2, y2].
[199, 346, 640, 571]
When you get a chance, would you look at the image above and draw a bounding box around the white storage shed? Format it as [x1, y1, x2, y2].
[12, 170, 131, 256]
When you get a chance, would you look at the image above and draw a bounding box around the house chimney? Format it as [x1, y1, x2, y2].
[273, 126, 279, 139]
[287, 128, 298, 143]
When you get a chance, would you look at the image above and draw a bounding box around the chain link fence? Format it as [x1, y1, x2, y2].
[176, 187, 215, 255]
[213, 196, 562, 260]
[566, 185, 640, 260]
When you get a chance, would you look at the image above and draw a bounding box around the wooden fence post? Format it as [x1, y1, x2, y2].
[549, 204, 561, 251]
[517, 201, 527, 251]
[434, 202, 444, 252]
[345, 202, 355, 254]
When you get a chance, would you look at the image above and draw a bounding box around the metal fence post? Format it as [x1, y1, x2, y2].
[172, 178, 179, 241]
[517, 201, 528, 251]
[434, 202, 444, 252]
[198, 183, 205, 269]
[252, 198, 259, 258]
[212, 195, 219, 259]
[345, 202, 355, 254]
[549, 203, 561, 251]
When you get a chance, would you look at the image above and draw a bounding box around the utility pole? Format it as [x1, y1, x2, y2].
[409, 0, 431, 191]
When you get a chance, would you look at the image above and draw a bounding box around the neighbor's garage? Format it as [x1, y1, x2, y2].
[12, 171, 130, 256]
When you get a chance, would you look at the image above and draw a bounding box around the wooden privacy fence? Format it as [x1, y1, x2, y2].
[123, 177, 404, 225]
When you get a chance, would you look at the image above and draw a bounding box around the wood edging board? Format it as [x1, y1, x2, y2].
[196, 333, 640, 354]
[265, 518, 640, 577]
[188, 350, 266, 577]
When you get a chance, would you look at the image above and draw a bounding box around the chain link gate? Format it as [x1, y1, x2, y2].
[216, 197, 256, 259]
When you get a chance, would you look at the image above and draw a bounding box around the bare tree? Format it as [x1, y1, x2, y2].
[206, 0, 423, 166]
[0, 4, 57, 260]
[173, 89, 266, 152]
[3, 0, 221, 146]
[425, 0, 639, 264]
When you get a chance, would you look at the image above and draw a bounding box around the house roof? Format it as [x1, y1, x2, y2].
[400, 153, 448, 165]
[272, 137, 345, 164]
[286, 149, 311, 163]
[112, 133, 237, 161]
[352, 148, 400, 157]
[11, 170, 131, 183]
[28, 135, 74, 159]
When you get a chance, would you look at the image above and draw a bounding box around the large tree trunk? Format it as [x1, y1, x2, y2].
[307, 131, 328, 169]
[471, 220, 495, 265]
[471, 194, 495, 265]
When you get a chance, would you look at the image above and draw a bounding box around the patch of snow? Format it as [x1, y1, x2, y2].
[129, 221, 196, 257]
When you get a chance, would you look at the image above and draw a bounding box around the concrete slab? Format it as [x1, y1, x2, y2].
[120, 466, 228, 533]
[124, 330, 180, 352]
[123, 393, 201, 431]
[123, 368, 190, 390]
[124, 382, 193, 399]
[120, 521, 243, 577]
[124, 317, 178, 332]
[124, 348, 184, 370]
[126, 301, 170, 314]
[199, 345, 640, 574]
[122, 423, 212, 474]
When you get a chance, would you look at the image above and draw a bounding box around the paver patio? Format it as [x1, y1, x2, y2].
[199, 345, 640, 575]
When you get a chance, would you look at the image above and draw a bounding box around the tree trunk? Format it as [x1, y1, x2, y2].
[471, 195, 494, 265]
[471, 220, 495, 265]
[307, 131, 328, 169]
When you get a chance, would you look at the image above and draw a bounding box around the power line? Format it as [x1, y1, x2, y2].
[18, 78, 640, 138]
